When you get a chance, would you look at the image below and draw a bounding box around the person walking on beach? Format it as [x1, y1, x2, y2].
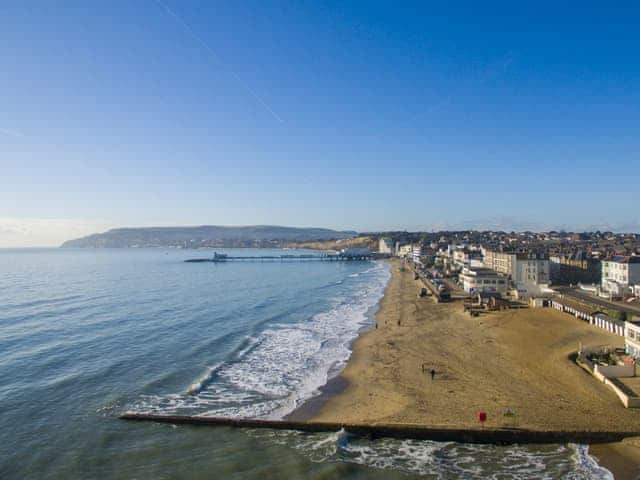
[430, 369, 435, 381]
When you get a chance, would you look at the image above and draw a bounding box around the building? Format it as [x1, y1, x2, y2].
[459, 267, 508, 294]
[412, 245, 422, 265]
[549, 252, 600, 285]
[397, 244, 413, 257]
[483, 249, 550, 298]
[601, 256, 640, 297]
[378, 237, 394, 254]
[451, 247, 483, 269]
[483, 249, 518, 278]
[515, 253, 550, 289]
[625, 321, 640, 358]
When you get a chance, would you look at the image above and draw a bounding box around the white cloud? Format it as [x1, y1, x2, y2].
[0, 217, 113, 248]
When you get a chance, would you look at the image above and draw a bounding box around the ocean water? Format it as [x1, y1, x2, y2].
[0, 248, 612, 479]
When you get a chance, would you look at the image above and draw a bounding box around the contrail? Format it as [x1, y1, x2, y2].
[155, 0, 283, 123]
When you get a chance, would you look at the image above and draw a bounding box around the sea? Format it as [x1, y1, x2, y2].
[0, 248, 613, 479]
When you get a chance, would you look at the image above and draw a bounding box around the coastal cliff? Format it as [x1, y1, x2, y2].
[60, 225, 357, 248]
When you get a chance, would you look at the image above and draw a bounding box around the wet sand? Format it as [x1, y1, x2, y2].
[590, 439, 640, 479]
[299, 260, 640, 475]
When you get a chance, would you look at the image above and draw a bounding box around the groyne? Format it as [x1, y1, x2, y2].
[120, 413, 638, 445]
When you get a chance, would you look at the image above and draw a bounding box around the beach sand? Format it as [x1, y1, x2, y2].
[590, 439, 640, 479]
[300, 260, 640, 476]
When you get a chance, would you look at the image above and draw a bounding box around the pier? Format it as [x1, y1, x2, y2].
[185, 252, 376, 263]
[119, 413, 638, 445]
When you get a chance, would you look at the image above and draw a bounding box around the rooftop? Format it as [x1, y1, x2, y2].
[609, 255, 640, 264]
[462, 267, 502, 277]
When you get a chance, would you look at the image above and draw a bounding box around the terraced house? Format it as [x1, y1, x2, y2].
[482, 249, 550, 298]
[601, 256, 640, 297]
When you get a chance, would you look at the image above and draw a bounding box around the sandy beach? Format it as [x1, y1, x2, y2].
[301, 260, 640, 475]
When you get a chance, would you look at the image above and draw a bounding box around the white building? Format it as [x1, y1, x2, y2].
[412, 245, 422, 264]
[625, 321, 640, 358]
[397, 244, 413, 257]
[514, 254, 550, 297]
[451, 247, 483, 269]
[378, 237, 394, 254]
[483, 250, 550, 298]
[459, 267, 508, 294]
[601, 256, 640, 297]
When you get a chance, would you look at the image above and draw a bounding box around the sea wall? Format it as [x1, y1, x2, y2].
[604, 378, 640, 408]
[594, 363, 635, 379]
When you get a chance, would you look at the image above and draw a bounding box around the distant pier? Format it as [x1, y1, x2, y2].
[185, 252, 379, 263]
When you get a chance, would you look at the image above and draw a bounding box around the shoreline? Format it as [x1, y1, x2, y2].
[288, 259, 640, 476]
[287, 259, 392, 422]
[286, 375, 350, 422]
[590, 440, 640, 479]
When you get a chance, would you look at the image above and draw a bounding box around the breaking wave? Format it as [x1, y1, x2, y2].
[129, 262, 391, 419]
[250, 429, 613, 480]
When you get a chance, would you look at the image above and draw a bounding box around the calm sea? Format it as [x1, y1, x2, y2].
[0, 248, 612, 479]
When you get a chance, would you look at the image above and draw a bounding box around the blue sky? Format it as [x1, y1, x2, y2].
[1, 1, 639, 245]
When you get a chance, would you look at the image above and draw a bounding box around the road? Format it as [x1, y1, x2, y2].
[408, 262, 468, 300]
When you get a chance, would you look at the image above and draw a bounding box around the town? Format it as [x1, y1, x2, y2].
[365, 231, 640, 410]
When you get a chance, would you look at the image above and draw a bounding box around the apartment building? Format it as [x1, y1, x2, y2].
[459, 267, 508, 294]
[412, 245, 422, 264]
[483, 249, 550, 298]
[549, 252, 600, 284]
[625, 321, 640, 358]
[601, 256, 640, 296]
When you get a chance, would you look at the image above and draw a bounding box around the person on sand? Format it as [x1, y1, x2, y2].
[430, 369, 435, 381]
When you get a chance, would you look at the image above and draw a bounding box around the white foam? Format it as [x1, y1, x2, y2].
[130, 261, 391, 418]
[573, 444, 614, 480]
[253, 431, 614, 479]
[235, 335, 262, 360]
[186, 362, 224, 395]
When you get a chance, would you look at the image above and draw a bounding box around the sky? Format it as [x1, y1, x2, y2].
[1, 1, 639, 246]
